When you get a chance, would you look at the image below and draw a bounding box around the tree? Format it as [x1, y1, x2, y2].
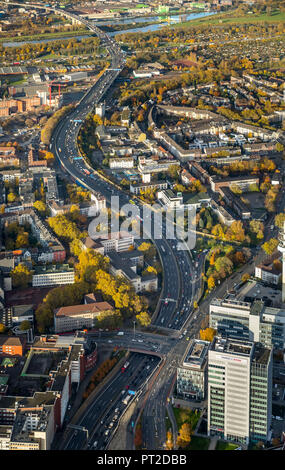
[20, 320, 31, 331]
[11, 263, 32, 288]
[165, 431, 174, 450]
[48, 214, 80, 241]
[214, 256, 233, 278]
[241, 273, 250, 283]
[7, 192, 17, 203]
[142, 266, 157, 276]
[200, 327, 216, 342]
[225, 220, 247, 243]
[137, 242, 152, 252]
[177, 423, 192, 448]
[70, 238, 83, 257]
[262, 238, 278, 255]
[33, 200, 48, 216]
[167, 164, 180, 180]
[275, 213, 285, 229]
[15, 232, 29, 249]
[136, 311, 151, 327]
[207, 275, 215, 290]
[76, 249, 109, 283]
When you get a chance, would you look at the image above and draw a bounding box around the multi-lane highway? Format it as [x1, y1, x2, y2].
[61, 352, 161, 450]
[12, 2, 200, 450]
[45, 6, 198, 450]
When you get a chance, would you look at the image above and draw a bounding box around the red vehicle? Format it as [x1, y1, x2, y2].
[121, 361, 130, 373]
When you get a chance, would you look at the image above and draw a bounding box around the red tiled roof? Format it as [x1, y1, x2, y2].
[55, 302, 113, 317]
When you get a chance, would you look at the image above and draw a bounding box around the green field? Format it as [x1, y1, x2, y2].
[176, 9, 285, 28]
[0, 29, 92, 44]
[172, 406, 200, 431]
[216, 441, 239, 450]
[188, 436, 210, 450]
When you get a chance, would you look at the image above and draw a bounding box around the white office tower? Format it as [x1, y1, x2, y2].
[208, 337, 272, 446]
[278, 221, 285, 302]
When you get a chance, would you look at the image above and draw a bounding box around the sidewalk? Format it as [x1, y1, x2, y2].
[208, 436, 218, 450]
[167, 403, 178, 449]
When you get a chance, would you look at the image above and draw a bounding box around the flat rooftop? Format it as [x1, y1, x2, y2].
[235, 280, 281, 306]
[212, 337, 253, 357]
[181, 339, 210, 369]
[33, 264, 74, 275]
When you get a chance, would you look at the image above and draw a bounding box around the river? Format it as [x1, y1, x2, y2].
[3, 11, 216, 47]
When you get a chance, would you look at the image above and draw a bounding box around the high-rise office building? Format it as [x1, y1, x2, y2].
[209, 297, 285, 350]
[208, 337, 272, 445]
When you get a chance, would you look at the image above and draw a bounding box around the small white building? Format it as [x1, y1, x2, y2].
[32, 265, 75, 287]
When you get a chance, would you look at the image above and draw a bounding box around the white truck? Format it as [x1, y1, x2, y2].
[122, 394, 131, 406]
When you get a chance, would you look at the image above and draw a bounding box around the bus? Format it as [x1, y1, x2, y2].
[83, 169, 90, 175]
[129, 200, 135, 205]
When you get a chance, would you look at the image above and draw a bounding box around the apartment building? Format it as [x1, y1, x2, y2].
[0, 336, 26, 356]
[28, 148, 47, 168]
[96, 231, 134, 254]
[108, 251, 157, 294]
[209, 297, 285, 350]
[130, 181, 168, 195]
[177, 339, 210, 401]
[157, 189, 183, 209]
[109, 157, 134, 169]
[188, 162, 211, 184]
[219, 187, 251, 220]
[32, 265, 74, 288]
[0, 147, 19, 167]
[210, 175, 259, 193]
[255, 263, 282, 286]
[0, 395, 56, 450]
[208, 337, 272, 445]
[17, 209, 65, 262]
[0, 96, 41, 116]
[211, 199, 236, 226]
[138, 155, 180, 176]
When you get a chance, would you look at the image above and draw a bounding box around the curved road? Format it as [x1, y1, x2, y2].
[9, 2, 200, 450]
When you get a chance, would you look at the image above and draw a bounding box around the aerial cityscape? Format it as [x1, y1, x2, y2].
[0, 0, 283, 455]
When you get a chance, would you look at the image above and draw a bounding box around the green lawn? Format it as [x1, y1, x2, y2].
[172, 406, 200, 432]
[216, 441, 239, 450]
[0, 29, 92, 44]
[176, 9, 285, 27]
[188, 436, 210, 450]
